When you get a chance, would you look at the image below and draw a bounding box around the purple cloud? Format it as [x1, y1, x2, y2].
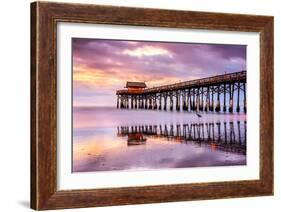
[72, 38, 246, 106]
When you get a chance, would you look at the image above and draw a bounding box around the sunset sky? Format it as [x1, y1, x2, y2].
[72, 38, 246, 107]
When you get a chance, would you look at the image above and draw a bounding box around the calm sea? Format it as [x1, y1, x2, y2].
[73, 107, 246, 172]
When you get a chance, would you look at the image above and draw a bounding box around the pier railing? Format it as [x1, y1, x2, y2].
[117, 71, 246, 95]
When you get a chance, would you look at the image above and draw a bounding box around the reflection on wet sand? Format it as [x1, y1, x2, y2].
[118, 121, 246, 155]
[127, 133, 147, 145]
[73, 107, 247, 172]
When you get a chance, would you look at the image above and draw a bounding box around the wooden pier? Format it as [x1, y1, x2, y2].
[116, 71, 246, 113]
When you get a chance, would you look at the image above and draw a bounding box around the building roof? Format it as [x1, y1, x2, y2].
[126, 81, 147, 88]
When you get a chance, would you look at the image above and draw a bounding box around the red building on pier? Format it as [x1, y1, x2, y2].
[125, 82, 146, 94]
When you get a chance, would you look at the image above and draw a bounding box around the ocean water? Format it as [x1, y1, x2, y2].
[73, 107, 246, 172]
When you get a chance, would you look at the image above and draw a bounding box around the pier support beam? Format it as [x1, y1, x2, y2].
[149, 97, 152, 109]
[190, 89, 194, 111]
[199, 88, 204, 111]
[120, 96, 123, 108]
[205, 87, 209, 112]
[223, 84, 226, 112]
[236, 82, 240, 112]
[117, 95, 120, 108]
[192, 89, 196, 111]
[186, 90, 190, 111]
[138, 96, 141, 109]
[210, 86, 214, 111]
[130, 96, 133, 109]
[176, 91, 180, 111]
[215, 85, 221, 112]
[136, 96, 139, 109]
[196, 88, 200, 111]
[164, 94, 167, 110]
[169, 93, 173, 111]
[229, 83, 234, 113]
[134, 96, 138, 109]
[144, 96, 148, 109]
[243, 82, 247, 113]
[126, 95, 129, 109]
[158, 95, 162, 110]
[153, 95, 157, 110]
[182, 90, 187, 111]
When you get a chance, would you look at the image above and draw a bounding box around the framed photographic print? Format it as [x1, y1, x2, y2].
[30, 1, 274, 210]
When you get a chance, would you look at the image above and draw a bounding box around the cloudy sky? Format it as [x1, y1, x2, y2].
[72, 38, 246, 107]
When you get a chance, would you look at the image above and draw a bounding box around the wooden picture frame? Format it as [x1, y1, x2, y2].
[30, 1, 274, 210]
